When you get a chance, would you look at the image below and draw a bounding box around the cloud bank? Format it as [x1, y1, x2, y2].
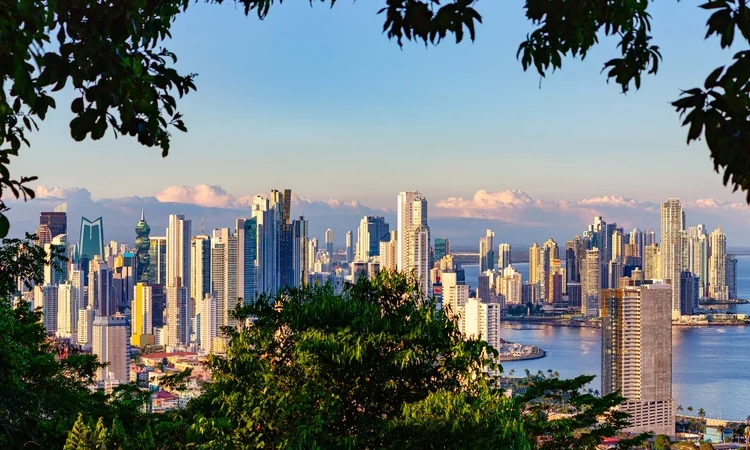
[10, 186, 750, 248]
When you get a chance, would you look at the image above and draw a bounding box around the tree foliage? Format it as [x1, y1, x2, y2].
[2, 0, 750, 236]
[653, 434, 672, 450]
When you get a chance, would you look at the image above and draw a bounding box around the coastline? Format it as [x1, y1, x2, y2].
[498, 349, 546, 362]
[504, 317, 750, 328]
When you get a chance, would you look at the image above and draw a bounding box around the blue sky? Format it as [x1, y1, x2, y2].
[13, 0, 749, 208]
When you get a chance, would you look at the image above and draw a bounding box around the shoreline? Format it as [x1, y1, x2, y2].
[504, 317, 750, 328]
[498, 349, 546, 362]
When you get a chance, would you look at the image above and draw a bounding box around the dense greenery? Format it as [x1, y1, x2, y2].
[0, 237, 649, 448]
[2, 0, 750, 236]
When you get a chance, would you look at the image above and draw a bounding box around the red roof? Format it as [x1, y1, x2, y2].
[153, 391, 178, 400]
[602, 438, 620, 444]
[142, 352, 197, 359]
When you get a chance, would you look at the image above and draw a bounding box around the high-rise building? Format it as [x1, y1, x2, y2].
[345, 230, 354, 262]
[542, 238, 559, 302]
[166, 215, 191, 344]
[148, 237, 167, 286]
[166, 214, 191, 291]
[581, 248, 600, 317]
[131, 283, 154, 348]
[325, 228, 334, 261]
[290, 217, 309, 287]
[687, 225, 708, 297]
[611, 229, 624, 262]
[34, 284, 58, 333]
[236, 218, 258, 304]
[601, 282, 674, 436]
[442, 271, 469, 330]
[112, 253, 135, 311]
[679, 271, 699, 316]
[44, 234, 67, 285]
[210, 228, 237, 331]
[196, 293, 217, 353]
[644, 229, 657, 247]
[434, 238, 450, 263]
[166, 285, 189, 347]
[191, 235, 211, 307]
[135, 209, 151, 283]
[356, 216, 390, 261]
[92, 315, 131, 385]
[708, 226, 728, 301]
[79, 217, 105, 260]
[379, 231, 398, 272]
[396, 192, 430, 296]
[727, 254, 738, 300]
[644, 244, 661, 280]
[529, 242, 541, 285]
[56, 283, 78, 338]
[252, 196, 278, 296]
[498, 266, 523, 305]
[660, 198, 684, 319]
[40, 206, 67, 239]
[629, 228, 644, 260]
[479, 230, 495, 273]
[565, 236, 586, 284]
[88, 256, 112, 316]
[463, 297, 502, 369]
[497, 243, 511, 271]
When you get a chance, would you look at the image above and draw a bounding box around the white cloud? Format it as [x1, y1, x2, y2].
[155, 184, 237, 208]
[35, 185, 92, 203]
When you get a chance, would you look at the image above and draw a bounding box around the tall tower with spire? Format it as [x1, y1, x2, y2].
[135, 208, 151, 283]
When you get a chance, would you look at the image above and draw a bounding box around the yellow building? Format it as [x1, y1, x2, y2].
[131, 282, 154, 347]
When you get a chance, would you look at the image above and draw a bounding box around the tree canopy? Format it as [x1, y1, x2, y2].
[2, 0, 750, 236]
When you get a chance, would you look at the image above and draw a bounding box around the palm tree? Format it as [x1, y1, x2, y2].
[699, 408, 706, 419]
[688, 406, 694, 415]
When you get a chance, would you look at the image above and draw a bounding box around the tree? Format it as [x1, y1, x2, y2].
[698, 408, 707, 419]
[653, 434, 672, 450]
[699, 442, 715, 450]
[4, 0, 750, 237]
[142, 271, 645, 449]
[0, 235, 105, 448]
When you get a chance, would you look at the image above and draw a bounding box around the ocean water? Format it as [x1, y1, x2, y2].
[461, 255, 750, 420]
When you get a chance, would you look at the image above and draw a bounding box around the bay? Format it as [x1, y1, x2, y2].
[460, 255, 750, 421]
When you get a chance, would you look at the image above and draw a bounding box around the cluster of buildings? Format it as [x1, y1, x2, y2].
[18, 194, 739, 434]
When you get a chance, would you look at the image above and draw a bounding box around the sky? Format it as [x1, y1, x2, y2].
[6, 0, 750, 244]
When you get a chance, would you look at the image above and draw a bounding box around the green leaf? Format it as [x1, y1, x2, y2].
[0, 213, 8, 238]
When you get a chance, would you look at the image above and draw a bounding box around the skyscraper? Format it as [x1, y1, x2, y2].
[356, 216, 390, 261]
[497, 243, 511, 271]
[135, 209, 151, 283]
[166, 215, 191, 345]
[325, 228, 334, 260]
[708, 226, 728, 301]
[236, 217, 258, 304]
[79, 217, 105, 260]
[478, 230, 495, 273]
[291, 217, 309, 287]
[131, 283, 154, 348]
[56, 283, 78, 338]
[581, 248, 600, 317]
[253, 196, 278, 296]
[727, 254, 738, 300]
[190, 234, 211, 307]
[434, 237, 450, 263]
[345, 230, 354, 262]
[529, 243, 541, 285]
[687, 225, 708, 298]
[660, 198, 683, 319]
[275, 189, 294, 290]
[40, 207, 67, 239]
[88, 256, 112, 316]
[92, 315, 131, 385]
[148, 237, 167, 286]
[396, 192, 430, 295]
[601, 282, 674, 435]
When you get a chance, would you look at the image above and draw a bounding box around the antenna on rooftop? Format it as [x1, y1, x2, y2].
[201, 216, 204, 235]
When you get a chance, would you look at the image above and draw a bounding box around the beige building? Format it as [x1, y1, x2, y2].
[660, 198, 683, 319]
[92, 315, 131, 385]
[581, 248, 600, 317]
[601, 282, 674, 436]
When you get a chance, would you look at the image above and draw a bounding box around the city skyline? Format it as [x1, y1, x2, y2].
[7, 183, 750, 247]
[9, 2, 747, 204]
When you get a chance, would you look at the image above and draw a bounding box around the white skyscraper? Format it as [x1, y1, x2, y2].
[397, 191, 430, 296]
[582, 248, 601, 317]
[166, 215, 191, 344]
[463, 297, 503, 366]
[709, 226, 728, 301]
[166, 214, 192, 292]
[190, 234, 211, 307]
[92, 315, 130, 385]
[442, 271, 469, 332]
[197, 293, 217, 353]
[498, 265, 522, 305]
[479, 230, 495, 273]
[325, 228, 334, 261]
[687, 225, 708, 298]
[660, 198, 683, 319]
[56, 283, 78, 338]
